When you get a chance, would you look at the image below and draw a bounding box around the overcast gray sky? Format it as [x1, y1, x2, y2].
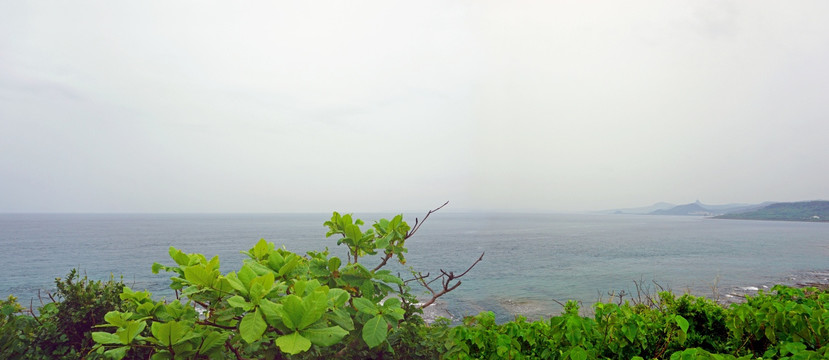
[1, 1, 828, 213]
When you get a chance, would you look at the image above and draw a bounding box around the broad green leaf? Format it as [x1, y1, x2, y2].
[267, 250, 285, 270]
[383, 307, 405, 322]
[376, 218, 389, 229]
[105, 346, 129, 360]
[362, 315, 388, 348]
[278, 256, 301, 277]
[214, 277, 235, 294]
[92, 331, 121, 345]
[328, 288, 350, 307]
[180, 285, 202, 298]
[224, 272, 247, 295]
[169, 247, 190, 266]
[237, 264, 257, 289]
[104, 311, 133, 327]
[381, 297, 405, 321]
[246, 260, 275, 276]
[345, 224, 362, 243]
[373, 272, 403, 285]
[359, 280, 376, 299]
[622, 323, 638, 343]
[302, 326, 349, 347]
[353, 297, 378, 315]
[253, 239, 270, 259]
[374, 234, 391, 249]
[764, 326, 776, 342]
[382, 297, 401, 309]
[136, 302, 157, 316]
[329, 308, 355, 331]
[207, 255, 220, 270]
[198, 331, 226, 354]
[280, 295, 304, 330]
[249, 282, 265, 304]
[298, 290, 328, 329]
[151, 321, 190, 346]
[674, 315, 689, 334]
[293, 280, 309, 297]
[184, 265, 213, 287]
[328, 257, 341, 272]
[116, 320, 146, 344]
[239, 309, 267, 344]
[275, 331, 312, 355]
[259, 299, 283, 325]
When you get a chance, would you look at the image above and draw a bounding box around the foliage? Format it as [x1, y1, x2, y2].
[90, 208, 478, 359]
[444, 298, 693, 360]
[443, 287, 829, 359]
[7, 208, 829, 359]
[729, 285, 829, 359]
[1, 295, 37, 359]
[1, 270, 139, 359]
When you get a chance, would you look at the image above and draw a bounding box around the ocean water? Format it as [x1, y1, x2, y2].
[2, 212, 828, 322]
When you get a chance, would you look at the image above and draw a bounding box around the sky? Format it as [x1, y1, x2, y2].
[1, 1, 828, 213]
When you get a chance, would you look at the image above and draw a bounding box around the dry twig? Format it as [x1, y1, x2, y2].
[416, 252, 484, 309]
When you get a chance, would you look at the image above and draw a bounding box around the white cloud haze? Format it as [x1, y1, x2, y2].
[1, 1, 828, 213]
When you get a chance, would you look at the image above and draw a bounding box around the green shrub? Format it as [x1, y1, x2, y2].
[1, 270, 140, 359]
[728, 285, 829, 358]
[1, 295, 38, 359]
[90, 207, 481, 359]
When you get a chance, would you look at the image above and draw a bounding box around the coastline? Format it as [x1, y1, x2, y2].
[418, 269, 829, 324]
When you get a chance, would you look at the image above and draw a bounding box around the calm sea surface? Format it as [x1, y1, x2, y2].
[2, 213, 828, 322]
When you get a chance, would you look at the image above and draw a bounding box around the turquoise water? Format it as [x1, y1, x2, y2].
[2, 213, 828, 322]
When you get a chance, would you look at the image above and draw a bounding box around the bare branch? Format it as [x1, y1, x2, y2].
[226, 340, 252, 360]
[418, 252, 484, 309]
[372, 252, 394, 272]
[196, 320, 237, 330]
[406, 201, 449, 240]
[551, 298, 567, 308]
[404, 272, 430, 285]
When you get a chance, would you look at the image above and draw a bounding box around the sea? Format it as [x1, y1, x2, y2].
[2, 212, 828, 323]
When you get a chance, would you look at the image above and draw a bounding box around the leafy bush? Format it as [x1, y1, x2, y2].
[1, 295, 37, 359]
[90, 207, 481, 359]
[444, 299, 691, 360]
[1, 270, 138, 359]
[442, 286, 829, 360]
[728, 285, 829, 359]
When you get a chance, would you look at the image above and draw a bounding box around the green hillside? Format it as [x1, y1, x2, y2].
[715, 200, 829, 222]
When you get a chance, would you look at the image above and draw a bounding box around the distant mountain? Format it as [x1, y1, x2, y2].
[714, 201, 829, 222]
[601, 200, 825, 220]
[711, 202, 775, 215]
[648, 201, 769, 216]
[595, 202, 676, 215]
[649, 201, 713, 216]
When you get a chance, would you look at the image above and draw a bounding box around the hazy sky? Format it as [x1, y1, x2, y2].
[2, 1, 828, 213]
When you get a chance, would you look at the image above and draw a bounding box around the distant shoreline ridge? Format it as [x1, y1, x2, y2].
[600, 200, 829, 222]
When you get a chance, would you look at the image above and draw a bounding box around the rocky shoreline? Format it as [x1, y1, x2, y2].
[417, 270, 829, 324]
[717, 270, 829, 306]
[419, 301, 454, 324]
